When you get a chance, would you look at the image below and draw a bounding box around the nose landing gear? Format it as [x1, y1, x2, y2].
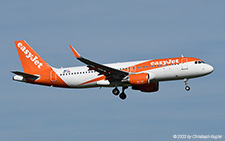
[184, 78, 190, 91]
[185, 86, 190, 91]
[112, 86, 128, 100]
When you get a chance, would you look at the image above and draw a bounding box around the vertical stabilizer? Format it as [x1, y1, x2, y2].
[14, 40, 68, 87]
[14, 40, 51, 74]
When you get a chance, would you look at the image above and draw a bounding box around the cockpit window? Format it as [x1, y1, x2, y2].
[195, 61, 205, 64]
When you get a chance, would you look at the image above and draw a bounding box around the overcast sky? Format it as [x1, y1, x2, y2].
[0, 0, 224, 140]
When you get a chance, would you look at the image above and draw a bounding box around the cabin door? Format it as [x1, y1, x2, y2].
[50, 70, 57, 82]
[181, 58, 188, 70]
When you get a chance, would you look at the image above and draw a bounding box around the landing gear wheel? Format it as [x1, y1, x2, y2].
[112, 87, 120, 95]
[185, 86, 190, 91]
[119, 92, 127, 100]
[184, 78, 190, 91]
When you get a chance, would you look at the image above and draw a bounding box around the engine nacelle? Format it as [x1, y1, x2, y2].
[129, 73, 150, 85]
[132, 82, 159, 92]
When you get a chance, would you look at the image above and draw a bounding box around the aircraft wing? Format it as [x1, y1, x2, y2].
[69, 45, 129, 81]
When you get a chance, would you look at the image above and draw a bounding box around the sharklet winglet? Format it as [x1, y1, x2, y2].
[69, 45, 80, 58]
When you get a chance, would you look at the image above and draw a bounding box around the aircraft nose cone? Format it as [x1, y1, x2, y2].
[206, 64, 214, 74]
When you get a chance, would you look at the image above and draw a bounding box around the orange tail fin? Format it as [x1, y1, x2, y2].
[14, 40, 51, 74]
[14, 40, 68, 87]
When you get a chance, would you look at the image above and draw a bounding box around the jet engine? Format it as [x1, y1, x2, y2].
[128, 73, 150, 85]
[132, 82, 159, 92]
[122, 72, 155, 85]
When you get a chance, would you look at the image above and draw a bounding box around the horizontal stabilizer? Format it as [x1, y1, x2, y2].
[11, 71, 39, 80]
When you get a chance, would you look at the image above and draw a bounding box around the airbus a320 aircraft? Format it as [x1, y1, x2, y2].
[12, 40, 214, 100]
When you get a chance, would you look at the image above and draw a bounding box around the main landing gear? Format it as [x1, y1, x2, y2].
[112, 86, 128, 100]
[184, 78, 190, 91]
[112, 87, 120, 95]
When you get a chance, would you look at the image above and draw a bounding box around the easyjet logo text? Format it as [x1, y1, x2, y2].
[17, 42, 43, 69]
[150, 59, 179, 66]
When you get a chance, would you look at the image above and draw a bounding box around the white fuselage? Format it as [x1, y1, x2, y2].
[52, 59, 213, 88]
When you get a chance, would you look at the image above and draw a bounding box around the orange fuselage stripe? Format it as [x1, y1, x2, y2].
[78, 75, 106, 86]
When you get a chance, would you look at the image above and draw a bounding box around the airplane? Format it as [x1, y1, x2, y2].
[12, 40, 214, 100]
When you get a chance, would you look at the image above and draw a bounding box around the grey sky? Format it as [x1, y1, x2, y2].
[0, 0, 224, 140]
